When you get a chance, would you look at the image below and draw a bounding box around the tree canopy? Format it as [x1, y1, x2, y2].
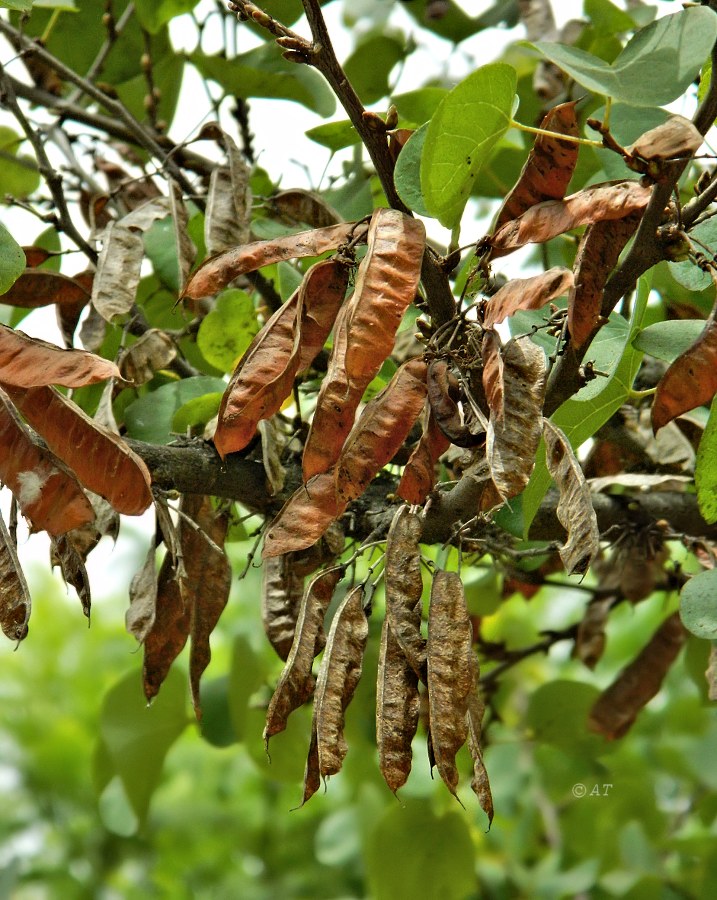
[2, 0, 717, 896]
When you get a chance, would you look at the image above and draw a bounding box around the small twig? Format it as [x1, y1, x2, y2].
[65, 1, 135, 105]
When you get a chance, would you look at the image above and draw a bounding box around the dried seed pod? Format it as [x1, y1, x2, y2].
[376, 617, 420, 795]
[427, 569, 473, 799]
[264, 568, 342, 744]
[314, 585, 369, 777]
[261, 554, 305, 661]
[466, 655, 493, 825]
[384, 506, 427, 681]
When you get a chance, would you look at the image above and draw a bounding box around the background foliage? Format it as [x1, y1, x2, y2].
[2, 0, 717, 897]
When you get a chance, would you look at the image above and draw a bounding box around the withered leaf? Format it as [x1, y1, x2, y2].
[91, 222, 144, 321]
[0, 388, 95, 536]
[0, 511, 31, 643]
[300, 725, 322, 807]
[588, 612, 687, 739]
[143, 553, 189, 703]
[481, 330, 505, 422]
[303, 210, 425, 479]
[204, 132, 252, 256]
[427, 570, 473, 799]
[119, 329, 177, 385]
[493, 99, 580, 234]
[262, 554, 305, 661]
[264, 568, 343, 744]
[572, 597, 612, 670]
[50, 534, 91, 620]
[262, 472, 343, 559]
[183, 222, 364, 301]
[215, 258, 348, 458]
[542, 418, 600, 575]
[489, 180, 652, 254]
[397, 403, 451, 505]
[0, 324, 120, 388]
[466, 656, 493, 825]
[169, 180, 197, 293]
[314, 585, 368, 777]
[376, 617, 420, 795]
[0, 269, 91, 310]
[486, 337, 546, 500]
[334, 358, 428, 505]
[568, 212, 641, 349]
[384, 506, 427, 682]
[6, 385, 153, 516]
[483, 267, 573, 329]
[651, 318, 717, 432]
[628, 115, 703, 163]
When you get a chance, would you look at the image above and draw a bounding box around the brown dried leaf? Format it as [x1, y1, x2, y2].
[0, 388, 95, 536]
[303, 210, 425, 479]
[483, 267, 573, 328]
[50, 534, 91, 619]
[60, 492, 119, 563]
[376, 617, 420, 795]
[186, 495, 232, 718]
[262, 473, 343, 559]
[215, 258, 348, 457]
[542, 418, 600, 575]
[6, 385, 153, 516]
[335, 358, 428, 504]
[0, 270, 92, 311]
[493, 100, 580, 233]
[262, 554, 305, 661]
[466, 656, 493, 825]
[628, 115, 703, 162]
[481, 330, 505, 422]
[384, 506, 427, 682]
[568, 213, 642, 349]
[259, 418, 286, 497]
[119, 329, 177, 385]
[490, 180, 652, 254]
[91, 222, 144, 321]
[0, 324, 120, 388]
[427, 570, 473, 799]
[397, 404, 451, 505]
[651, 318, 717, 432]
[0, 511, 31, 642]
[588, 612, 687, 739]
[143, 552, 190, 702]
[203, 133, 251, 257]
[426, 360, 480, 448]
[486, 338, 546, 499]
[314, 585, 368, 777]
[269, 189, 342, 229]
[183, 222, 363, 301]
[264, 568, 343, 743]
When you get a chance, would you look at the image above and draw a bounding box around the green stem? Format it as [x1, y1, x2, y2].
[509, 118, 603, 149]
[40, 8, 62, 44]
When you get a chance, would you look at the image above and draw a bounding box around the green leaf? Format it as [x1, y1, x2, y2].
[0, 126, 40, 198]
[134, 0, 199, 33]
[402, 0, 510, 44]
[0, 0, 33, 9]
[305, 119, 360, 152]
[680, 569, 717, 639]
[197, 289, 258, 373]
[115, 51, 184, 132]
[421, 63, 516, 228]
[633, 320, 705, 364]
[190, 45, 336, 117]
[171, 392, 223, 434]
[343, 34, 406, 106]
[198, 677, 238, 747]
[526, 680, 603, 753]
[584, 0, 635, 35]
[125, 375, 227, 444]
[227, 634, 264, 741]
[531, 7, 717, 106]
[670, 216, 717, 291]
[520, 275, 650, 535]
[696, 396, 717, 524]
[365, 800, 476, 900]
[98, 667, 188, 825]
[394, 122, 430, 217]
[0, 222, 26, 295]
[391, 87, 447, 125]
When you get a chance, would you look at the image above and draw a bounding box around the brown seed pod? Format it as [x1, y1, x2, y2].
[384, 506, 427, 682]
[427, 569, 473, 799]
